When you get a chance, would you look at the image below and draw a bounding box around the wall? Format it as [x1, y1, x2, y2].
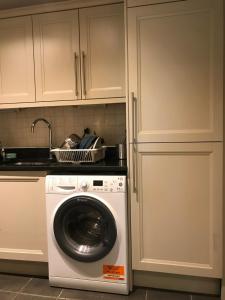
[0, 104, 126, 148]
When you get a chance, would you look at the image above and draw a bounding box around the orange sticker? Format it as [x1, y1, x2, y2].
[103, 265, 125, 281]
[103, 265, 124, 275]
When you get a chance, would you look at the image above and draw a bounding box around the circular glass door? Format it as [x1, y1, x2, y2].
[53, 196, 117, 262]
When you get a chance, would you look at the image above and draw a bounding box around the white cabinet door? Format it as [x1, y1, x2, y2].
[0, 172, 47, 262]
[0, 16, 35, 104]
[80, 4, 125, 99]
[33, 10, 80, 102]
[128, 0, 223, 143]
[130, 142, 222, 278]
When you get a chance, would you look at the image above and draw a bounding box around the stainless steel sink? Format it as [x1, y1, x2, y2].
[14, 161, 50, 166]
[1, 147, 53, 165]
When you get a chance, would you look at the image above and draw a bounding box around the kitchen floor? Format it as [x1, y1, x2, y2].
[0, 273, 220, 300]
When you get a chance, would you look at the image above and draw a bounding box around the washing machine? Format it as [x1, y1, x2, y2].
[45, 175, 129, 294]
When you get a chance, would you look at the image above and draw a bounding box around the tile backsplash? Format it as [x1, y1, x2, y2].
[0, 104, 126, 148]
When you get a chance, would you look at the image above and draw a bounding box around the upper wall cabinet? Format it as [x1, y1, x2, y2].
[33, 10, 80, 101]
[79, 4, 125, 99]
[33, 3, 125, 102]
[0, 16, 35, 104]
[128, 0, 223, 142]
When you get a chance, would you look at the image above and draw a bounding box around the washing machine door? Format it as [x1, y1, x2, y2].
[53, 195, 117, 262]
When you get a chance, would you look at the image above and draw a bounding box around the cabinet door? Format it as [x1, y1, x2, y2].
[33, 10, 80, 102]
[0, 16, 35, 104]
[130, 142, 222, 278]
[128, 0, 223, 143]
[80, 4, 125, 99]
[0, 172, 47, 262]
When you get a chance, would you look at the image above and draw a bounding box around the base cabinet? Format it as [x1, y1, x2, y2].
[130, 143, 222, 278]
[0, 172, 47, 262]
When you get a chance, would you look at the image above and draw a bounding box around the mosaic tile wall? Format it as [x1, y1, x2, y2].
[0, 104, 126, 148]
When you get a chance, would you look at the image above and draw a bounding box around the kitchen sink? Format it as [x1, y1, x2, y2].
[14, 161, 51, 166]
[0, 147, 56, 165]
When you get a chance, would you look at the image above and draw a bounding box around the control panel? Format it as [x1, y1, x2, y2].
[46, 175, 126, 193]
[78, 176, 126, 193]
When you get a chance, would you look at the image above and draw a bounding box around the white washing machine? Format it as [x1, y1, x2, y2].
[45, 175, 129, 294]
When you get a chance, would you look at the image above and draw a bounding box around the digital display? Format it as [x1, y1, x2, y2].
[93, 180, 103, 186]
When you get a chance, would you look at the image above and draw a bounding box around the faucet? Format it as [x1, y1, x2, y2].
[31, 118, 53, 160]
[0, 141, 5, 161]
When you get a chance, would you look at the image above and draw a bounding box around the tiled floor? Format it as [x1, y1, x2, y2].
[0, 273, 220, 300]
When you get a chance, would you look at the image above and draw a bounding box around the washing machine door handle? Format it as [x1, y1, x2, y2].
[53, 195, 117, 263]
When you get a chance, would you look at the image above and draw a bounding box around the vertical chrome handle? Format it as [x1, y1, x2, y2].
[131, 92, 137, 143]
[74, 52, 78, 97]
[132, 143, 137, 194]
[82, 51, 86, 97]
[131, 92, 137, 193]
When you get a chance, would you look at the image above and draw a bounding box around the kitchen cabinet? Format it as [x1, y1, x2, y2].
[128, 0, 223, 143]
[127, 0, 223, 278]
[0, 172, 47, 262]
[33, 10, 80, 101]
[33, 3, 125, 102]
[130, 142, 222, 278]
[0, 16, 35, 104]
[79, 4, 125, 99]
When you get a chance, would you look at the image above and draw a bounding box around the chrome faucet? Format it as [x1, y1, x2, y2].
[0, 141, 5, 161]
[31, 118, 53, 159]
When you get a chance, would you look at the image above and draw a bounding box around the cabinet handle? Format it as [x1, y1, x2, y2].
[131, 92, 137, 143]
[74, 52, 79, 97]
[131, 92, 137, 193]
[82, 51, 86, 97]
[132, 143, 137, 194]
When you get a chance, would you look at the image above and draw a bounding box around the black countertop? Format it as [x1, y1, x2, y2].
[0, 147, 127, 175]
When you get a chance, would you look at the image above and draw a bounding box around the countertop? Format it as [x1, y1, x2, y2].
[0, 147, 127, 175]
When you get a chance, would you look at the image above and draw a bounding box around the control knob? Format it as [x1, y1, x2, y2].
[80, 181, 89, 191]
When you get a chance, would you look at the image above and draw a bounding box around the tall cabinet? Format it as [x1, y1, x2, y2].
[127, 0, 223, 278]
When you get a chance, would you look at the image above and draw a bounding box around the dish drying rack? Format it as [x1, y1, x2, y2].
[51, 147, 105, 164]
